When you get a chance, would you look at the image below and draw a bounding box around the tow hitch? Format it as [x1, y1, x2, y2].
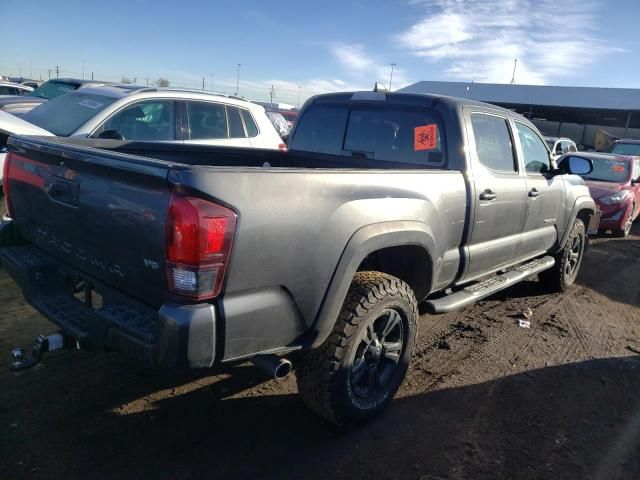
[10, 333, 77, 371]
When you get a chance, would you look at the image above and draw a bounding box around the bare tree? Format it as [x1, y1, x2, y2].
[121, 76, 133, 84]
[156, 78, 170, 87]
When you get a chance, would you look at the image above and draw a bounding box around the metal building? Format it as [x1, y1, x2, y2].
[398, 81, 640, 150]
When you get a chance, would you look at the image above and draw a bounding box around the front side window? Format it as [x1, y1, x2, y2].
[516, 122, 551, 174]
[186, 101, 227, 140]
[633, 159, 640, 182]
[568, 142, 577, 152]
[101, 100, 175, 141]
[470, 114, 517, 172]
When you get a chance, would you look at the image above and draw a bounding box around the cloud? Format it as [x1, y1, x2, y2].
[396, 0, 618, 85]
[329, 42, 410, 89]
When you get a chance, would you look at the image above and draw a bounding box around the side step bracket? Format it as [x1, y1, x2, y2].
[425, 255, 555, 314]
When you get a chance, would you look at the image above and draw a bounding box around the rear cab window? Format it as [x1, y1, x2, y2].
[289, 103, 446, 167]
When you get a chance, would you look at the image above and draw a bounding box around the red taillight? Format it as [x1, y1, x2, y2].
[166, 193, 236, 300]
[278, 143, 288, 151]
[2, 151, 13, 218]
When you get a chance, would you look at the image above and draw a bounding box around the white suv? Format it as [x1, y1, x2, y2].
[544, 136, 577, 161]
[5, 85, 285, 149]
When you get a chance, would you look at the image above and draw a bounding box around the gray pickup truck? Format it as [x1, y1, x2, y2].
[0, 91, 597, 424]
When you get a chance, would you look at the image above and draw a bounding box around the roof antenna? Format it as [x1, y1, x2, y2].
[510, 58, 518, 84]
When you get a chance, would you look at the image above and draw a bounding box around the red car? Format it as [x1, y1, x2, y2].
[564, 152, 640, 237]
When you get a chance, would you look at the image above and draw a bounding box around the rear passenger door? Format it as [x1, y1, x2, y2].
[182, 101, 251, 148]
[462, 111, 528, 281]
[515, 122, 566, 257]
[94, 100, 177, 141]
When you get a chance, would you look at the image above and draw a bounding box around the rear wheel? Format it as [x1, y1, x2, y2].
[296, 271, 418, 425]
[539, 218, 586, 292]
[613, 204, 635, 238]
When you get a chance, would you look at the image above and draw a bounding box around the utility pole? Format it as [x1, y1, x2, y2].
[55, 65, 59, 78]
[510, 58, 517, 84]
[47, 69, 52, 80]
[91, 72, 94, 80]
[133, 77, 137, 84]
[82, 60, 85, 80]
[202, 76, 205, 90]
[146, 75, 149, 86]
[297, 86, 301, 109]
[389, 63, 396, 91]
[235, 63, 241, 96]
[269, 84, 275, 106]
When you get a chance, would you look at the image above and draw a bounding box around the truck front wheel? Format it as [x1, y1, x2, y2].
[296, 271, 418, 424]
[539, 218, 586, 292]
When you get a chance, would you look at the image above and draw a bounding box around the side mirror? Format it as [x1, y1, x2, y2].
[558, 155, 593, 175]
[96, 129, 124, 140]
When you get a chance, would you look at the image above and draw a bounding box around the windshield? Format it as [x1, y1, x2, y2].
[610, 142, 640, 156]
[30, 80, 78, 99]
[22, 91, 118, 136]
[581, 156, 630, 183]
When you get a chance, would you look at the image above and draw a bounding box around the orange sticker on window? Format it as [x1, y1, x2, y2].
[414, 124, 437, 151]
[611, 165, 626, 172]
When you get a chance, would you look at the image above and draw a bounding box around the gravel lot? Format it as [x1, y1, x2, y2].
[1, 225, 639, 480]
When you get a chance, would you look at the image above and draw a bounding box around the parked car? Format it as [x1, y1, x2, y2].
[277, 109, 298, 127]
[560, 152, 640, 237]
[265, 110, 290, 138]
[1, 91, 597, 424]
[0, 78, 113, 115]
[20, 80, 42, 89]
[0, 82, 33, 96]
[609, 138, 640, 156]
[544, 136, 577, 161]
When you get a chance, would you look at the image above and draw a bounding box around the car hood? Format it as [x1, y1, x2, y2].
[0, 109, 53, 136]
[584, 180, 624, 201]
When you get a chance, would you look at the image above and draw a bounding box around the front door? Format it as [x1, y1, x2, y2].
[462, 111, 528, 281]
[514, 122, 566, 256]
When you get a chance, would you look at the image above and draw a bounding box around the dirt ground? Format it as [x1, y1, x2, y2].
[1, 225, 639, 480]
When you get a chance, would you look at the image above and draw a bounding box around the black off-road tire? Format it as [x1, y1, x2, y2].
[539, 219, 586, 292]
[296, 271, 418, 425]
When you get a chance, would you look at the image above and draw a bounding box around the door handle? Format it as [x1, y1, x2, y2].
[528, 188, 541, 198]
[479, 190, 497, 201]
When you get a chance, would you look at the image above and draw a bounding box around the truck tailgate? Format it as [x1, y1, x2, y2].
[5, 136, 173, 307]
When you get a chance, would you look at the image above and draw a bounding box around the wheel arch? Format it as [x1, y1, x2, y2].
[307, 221, 437, 348]
[556, 196, 596, 251]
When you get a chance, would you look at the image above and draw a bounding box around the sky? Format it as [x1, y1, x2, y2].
[2, 0, 639, 105]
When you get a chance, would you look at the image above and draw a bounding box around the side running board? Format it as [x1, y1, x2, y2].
[425, 256, 555, 314]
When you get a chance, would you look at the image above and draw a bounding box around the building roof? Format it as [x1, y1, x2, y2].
[398, 81, 640, 111]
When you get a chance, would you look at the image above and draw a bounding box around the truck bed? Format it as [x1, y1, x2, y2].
[2, 135, 467, 363]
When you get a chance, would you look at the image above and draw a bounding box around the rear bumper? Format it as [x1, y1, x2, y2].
[0, 221, 216, 369]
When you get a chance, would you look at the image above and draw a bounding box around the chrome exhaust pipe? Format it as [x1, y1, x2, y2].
[251, 354, 292, 380]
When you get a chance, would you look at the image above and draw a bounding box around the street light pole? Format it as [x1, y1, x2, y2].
[235, 63, 241, 96]
[389, 63, 396, 91]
